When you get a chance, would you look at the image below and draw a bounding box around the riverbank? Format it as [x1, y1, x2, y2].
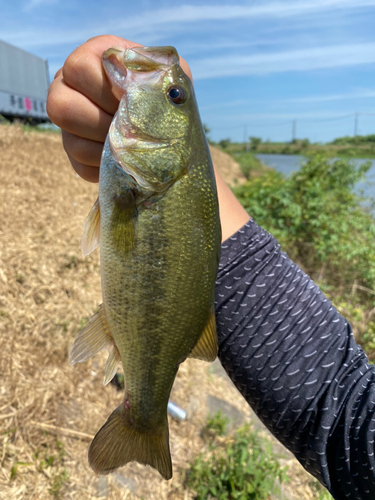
[217, 140, 375, 159]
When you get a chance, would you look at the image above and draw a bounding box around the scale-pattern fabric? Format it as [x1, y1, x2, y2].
[215, 219, 375, 500]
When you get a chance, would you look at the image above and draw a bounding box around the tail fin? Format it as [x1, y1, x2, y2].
[88, 403, 172, 480]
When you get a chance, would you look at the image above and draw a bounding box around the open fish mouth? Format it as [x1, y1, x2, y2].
[102, 45, 180, 101]
[103, 45, 179, 77]
[104, 45, 180, 161]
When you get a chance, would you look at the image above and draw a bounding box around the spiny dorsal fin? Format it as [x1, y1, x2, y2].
[81, 197, 100, 257]
[188, 307, 218, 362]
[89, 403, 172, 479]
[69, 304, 121, 386]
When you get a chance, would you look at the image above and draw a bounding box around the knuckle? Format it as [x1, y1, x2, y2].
[62, 50, 85, 87]
[46, 88, 72, 130]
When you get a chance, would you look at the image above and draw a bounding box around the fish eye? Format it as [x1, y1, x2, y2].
[167, 86, 186, 105]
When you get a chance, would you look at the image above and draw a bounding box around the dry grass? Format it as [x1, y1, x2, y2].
[208, 146, 246, 186]
[0, 124, 320, 499]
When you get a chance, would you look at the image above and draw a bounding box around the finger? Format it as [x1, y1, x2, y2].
[62, 35, 142, 116]
[54, 67, 62, 79]
[62, 130, 103, 167]
[66, 150, 100, 183]
[48, 75, 113, 143]
[179, 57, 193, 82]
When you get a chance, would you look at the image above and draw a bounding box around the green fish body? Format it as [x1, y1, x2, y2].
[69, 46, 221, 480]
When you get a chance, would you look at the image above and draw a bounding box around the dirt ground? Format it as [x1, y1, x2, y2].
[0, 125, 323, 499]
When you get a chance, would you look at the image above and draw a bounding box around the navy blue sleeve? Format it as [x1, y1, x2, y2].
[215, 219, 375, 500]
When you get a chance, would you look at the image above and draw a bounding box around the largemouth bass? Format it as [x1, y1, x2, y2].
[69, 45, 221, 480]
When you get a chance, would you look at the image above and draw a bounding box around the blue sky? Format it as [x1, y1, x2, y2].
[1, 0, 375, 143]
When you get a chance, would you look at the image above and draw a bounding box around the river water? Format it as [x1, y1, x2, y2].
[256, 154, 375, 199]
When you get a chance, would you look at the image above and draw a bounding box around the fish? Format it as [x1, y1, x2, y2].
[69, 45, 221, 480]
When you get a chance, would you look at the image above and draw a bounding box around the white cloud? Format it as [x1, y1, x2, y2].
[113, 0, 375, 26]
[3, 0, 375, 49]
[23, 0, 57, 12]
[223, 111, 359, 121]
[200, 90, 375, 113]
[282, 89, 375, 104]
[191, 43, 375, 79]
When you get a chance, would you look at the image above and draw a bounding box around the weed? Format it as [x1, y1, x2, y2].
[16, 272, 26, 284]
[78, 316, 89, 330]
[56, 319, 70, 332]
[10, 461, 33, 480]
[64, 254, 78, 269]
[205, 411, 230, 437]
[309, 478, 334, 499]
[49, 468, 68, 498]
[186, 420, 288, 499]
[34, 441, 68, 498]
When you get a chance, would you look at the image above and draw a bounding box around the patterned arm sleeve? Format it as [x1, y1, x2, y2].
[215, 219, 375, 500]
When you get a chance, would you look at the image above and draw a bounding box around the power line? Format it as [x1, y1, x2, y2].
[209, 112, 375, 141]
[355, 112, 359, 136]
[292, 120, 297, 141]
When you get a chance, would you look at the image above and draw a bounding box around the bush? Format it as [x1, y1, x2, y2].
[331, 134, 375, 146]
[233, 153, 375, 291]
[249, 137, 262, 151]
[237, 153, 264, 179]
[219, 138, 231, 149]
[186, 420, 288, 500]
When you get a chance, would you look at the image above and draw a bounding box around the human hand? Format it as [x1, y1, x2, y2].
[47, 35, 193, 183]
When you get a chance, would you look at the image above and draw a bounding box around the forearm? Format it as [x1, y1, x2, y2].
[213, 168, 250, 242]
[215, 219, 375, 500]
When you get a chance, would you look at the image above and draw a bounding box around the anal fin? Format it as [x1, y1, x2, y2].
[69, 304, 120, 386]
[188, 307, 218, 362]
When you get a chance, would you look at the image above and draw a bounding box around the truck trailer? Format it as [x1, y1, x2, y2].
[0, 39, 49, 124]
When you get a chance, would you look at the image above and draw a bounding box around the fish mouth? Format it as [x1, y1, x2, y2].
[104, 45, 179, 75]
[104, 45, 180, 148]
[102, 45, 180, 101]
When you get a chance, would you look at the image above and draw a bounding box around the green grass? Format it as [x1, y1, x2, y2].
[217, 137, 375, 159]
[186, 413, 288, 500]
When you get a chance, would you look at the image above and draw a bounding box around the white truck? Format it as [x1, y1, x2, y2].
[0, 39, 49, 123]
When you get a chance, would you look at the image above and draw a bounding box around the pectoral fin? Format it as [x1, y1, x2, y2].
[69, 304, 121, 386]
[81, 197, 100, 257]
[188, 307, 218, 362]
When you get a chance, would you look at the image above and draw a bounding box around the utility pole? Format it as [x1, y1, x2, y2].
[354, 113, 359, 136]
[244, 124, 250, 152]
[292, 120, 297, 142]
